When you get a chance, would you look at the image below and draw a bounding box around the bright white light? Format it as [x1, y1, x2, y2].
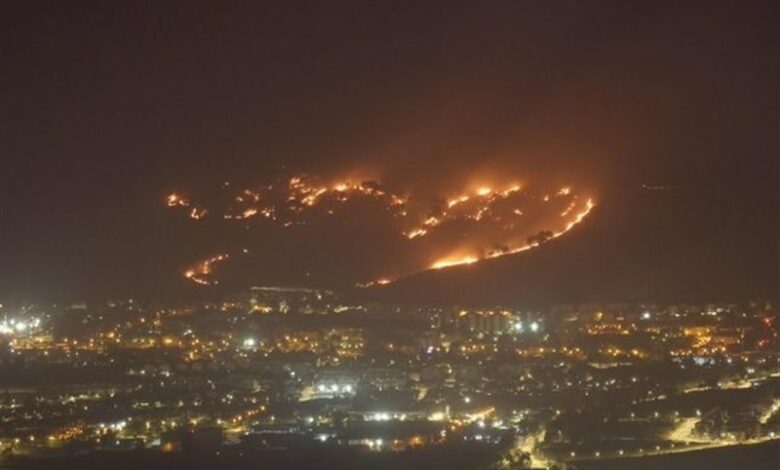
[243, 338, 256, 348]
[464, 396, 471, 404]
[317, 384, 327, 392]
[343, 384, 353, 393]
[529, 321, 540, 333]
[513, 322, 523, 332]
[641, 312, 651, 320]
[0, 317, 41, 336]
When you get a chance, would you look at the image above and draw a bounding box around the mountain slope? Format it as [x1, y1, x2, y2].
[366, 186, 778, 307]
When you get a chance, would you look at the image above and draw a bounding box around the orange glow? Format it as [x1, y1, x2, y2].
[560, 200, 577, 217]
[166, 193, 189, 207]
[448, 195, 470, 208]
[557, 198, 595, 234]
[183, 253, 230, 286]
[431, 255, 479, 269]
[238, 208, 258, 219]
[427, 197, 596, 272]
[501, 184, 522, 196]
[166, 174, 597, 287]
[189, 207, 207, 220]
[406, 228, 427, 239]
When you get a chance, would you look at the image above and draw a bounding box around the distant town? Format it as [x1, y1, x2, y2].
[1, 289, 777, 468]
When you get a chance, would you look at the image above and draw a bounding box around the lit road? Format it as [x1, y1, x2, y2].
[569, 438, 780, 464]
[758, 398, 780, 425]
[517, 429, 554, 469]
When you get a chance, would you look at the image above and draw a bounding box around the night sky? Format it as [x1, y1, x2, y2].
[1, 1, 777, 304]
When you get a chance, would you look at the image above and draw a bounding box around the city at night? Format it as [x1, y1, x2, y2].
[1, 2, 778, 469]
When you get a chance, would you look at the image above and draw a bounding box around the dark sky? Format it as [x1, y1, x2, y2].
[1, 1, 777, 304]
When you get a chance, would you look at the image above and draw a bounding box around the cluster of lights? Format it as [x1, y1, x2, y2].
[99, 420, 128, 432]
[316, 383, 354, 394]
[512, 320, 541, 333]
[0, 317, 42, 336]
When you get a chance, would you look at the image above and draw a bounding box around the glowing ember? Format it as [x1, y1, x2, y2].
[448, 195, 469, 208]
[189, 207, 208, 220]
[431, 256, 479, 269]
[166, 193, 189, 207]
[183, 253, 230, 286]
[164, 173, 596, 286]
[405, 228, 428, 239]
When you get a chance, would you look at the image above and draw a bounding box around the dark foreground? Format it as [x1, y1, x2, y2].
[3, 440, 778, 469]
[576, 440, 780, 470]
[1, 442, 502, 470]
